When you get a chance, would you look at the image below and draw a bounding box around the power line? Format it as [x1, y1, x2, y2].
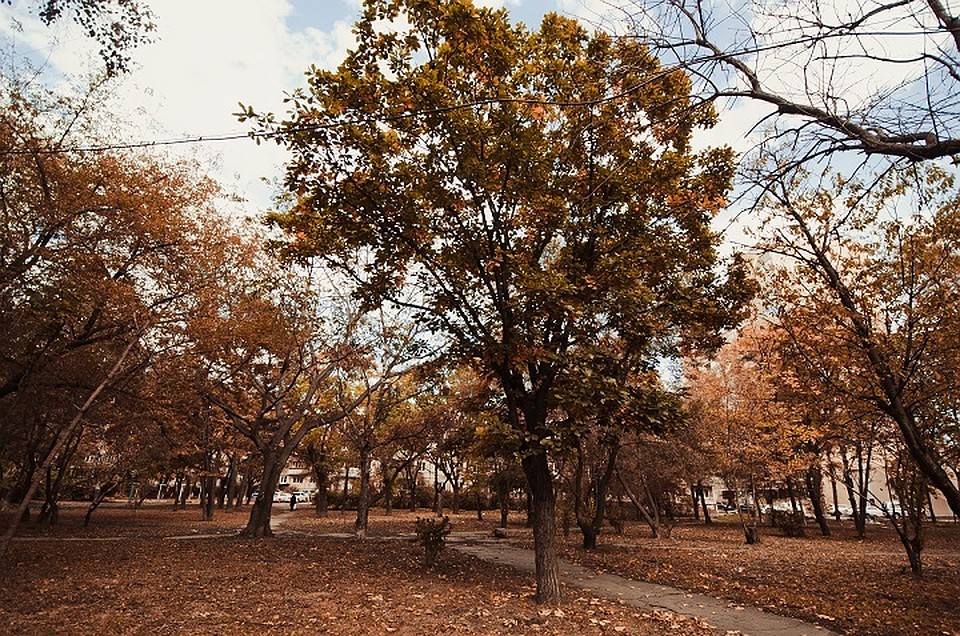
[0, 69, 687, 157]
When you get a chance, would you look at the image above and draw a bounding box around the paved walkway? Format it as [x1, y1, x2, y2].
[449, 536, 838, 636]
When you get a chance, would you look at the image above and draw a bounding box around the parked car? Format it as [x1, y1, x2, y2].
[273, 491, 292, 503]
[292, 491, 314, 503]
[761, 502, 803, 515]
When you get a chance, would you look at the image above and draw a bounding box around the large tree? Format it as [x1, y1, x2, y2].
[0, 72, 234, 552]
[252, 0, 749, 603]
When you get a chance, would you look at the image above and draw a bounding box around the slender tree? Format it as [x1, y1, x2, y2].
[757, 165, 960, 518]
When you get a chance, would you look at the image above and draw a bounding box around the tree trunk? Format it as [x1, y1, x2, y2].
[201, 475, 216, 521]
[224, 455, 238, 511]
[522, 451, 561, 605]
[805, 464, 831, 536]
[244, 495, 275, 538]
[827, 460, 842, 521]
[179, 476, 193, 511]
[1, 336, 138, 556]
[432, 463, 443, 516]
[574, 437, 618, 550]
[451, 482, 461, 514]
[616, 471, 660, 538]
[241, 455, 284, 537]
[84, 479, 122, 527]
[750, 475, 763, 526]
[697, 481, 712, 524]
[314, 464, 329, 517]
[383, 474, 395, 516]
[408, 461, 421, 511]
[341, 465, 350, 512]
[927, 491, 938, 524]
[786, 476, 801, 515]
[690, 484, 700, 521]
[354, 447, 371, 539]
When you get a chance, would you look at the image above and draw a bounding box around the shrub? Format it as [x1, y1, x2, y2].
[415, 516, 451, 566]
[771, 509, 806, 537]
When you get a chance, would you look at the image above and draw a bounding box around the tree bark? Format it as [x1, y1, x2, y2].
[805, 464, 831, 536]
[314, 464, 329, 517]
[697, 481, 712, 524]
[522, 451, 561, 605]
[201, 475, 216, 521]
[244, 494, 275, 538]
[354, 446, 371, 539]
[616, 471, 660, 538]
[574, 437, 618, 550]
[241, 455, 284, 537]
[84, 479, 122, 527]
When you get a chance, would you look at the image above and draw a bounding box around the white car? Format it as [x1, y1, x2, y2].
[272, 491, 292, 503]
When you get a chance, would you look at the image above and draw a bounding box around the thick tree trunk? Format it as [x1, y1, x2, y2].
[244, 495, 275, 538]
[241, 456, 284, 537]
[314, 465, 329, 517]
[522, 452, 561, 605]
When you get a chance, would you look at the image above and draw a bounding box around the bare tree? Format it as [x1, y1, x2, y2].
[618, 0, 960, 165]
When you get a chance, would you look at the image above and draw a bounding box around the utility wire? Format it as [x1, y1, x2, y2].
[0, 65, 697, 157]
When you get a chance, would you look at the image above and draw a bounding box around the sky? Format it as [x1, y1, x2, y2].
[0, 1, 613, 216]
[0, 0, 767, 222]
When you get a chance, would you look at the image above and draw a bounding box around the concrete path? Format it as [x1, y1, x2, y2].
[449, 536, 838, 636]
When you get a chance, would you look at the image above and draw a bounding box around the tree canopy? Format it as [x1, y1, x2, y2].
[252, 0, 752, 603]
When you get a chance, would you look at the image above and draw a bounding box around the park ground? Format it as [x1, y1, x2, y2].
[1, 503, 958, 635]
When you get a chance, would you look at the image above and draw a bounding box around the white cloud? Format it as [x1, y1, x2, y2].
[0, 0, 357, 215]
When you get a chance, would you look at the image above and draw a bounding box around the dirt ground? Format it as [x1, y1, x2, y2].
[0, 503, 712, 636]
[2, 502, 958, 635]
